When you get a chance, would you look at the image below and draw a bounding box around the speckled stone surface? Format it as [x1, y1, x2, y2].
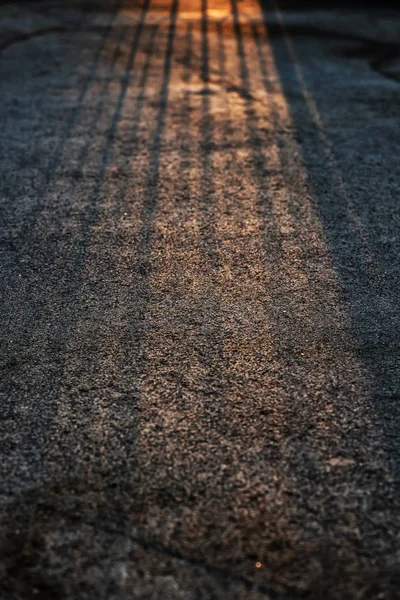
[1, 1, 400, 598]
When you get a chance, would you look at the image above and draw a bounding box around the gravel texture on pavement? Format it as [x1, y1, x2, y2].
[1, 0, 400, 598]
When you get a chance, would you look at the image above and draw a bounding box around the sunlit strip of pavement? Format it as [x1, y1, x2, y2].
[1, 0, 400, 598]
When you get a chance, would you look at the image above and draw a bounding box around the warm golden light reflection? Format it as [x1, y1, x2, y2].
[30, 0, 382, 589]
[132, 0, 372, 582]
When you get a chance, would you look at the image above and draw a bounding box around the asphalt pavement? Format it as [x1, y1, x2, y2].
[1, 0, 400, 598]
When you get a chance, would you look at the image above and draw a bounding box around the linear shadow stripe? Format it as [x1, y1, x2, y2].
[134, 0, 179, 273]
[1, 7, 152, 385]
[0, 0, 154, 515]
[10, 0, 124, 257]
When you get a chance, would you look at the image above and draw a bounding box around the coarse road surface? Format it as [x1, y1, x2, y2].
[1, 0, 400, 598]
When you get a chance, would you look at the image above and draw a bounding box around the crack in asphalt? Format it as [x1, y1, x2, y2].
[0, 26, 70, 53]
[3, 503, 293, 600]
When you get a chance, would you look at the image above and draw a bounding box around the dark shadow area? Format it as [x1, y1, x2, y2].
[0, 26, 70, 53]
[260, 0, 400, 9]
[256, 0, 400, 479]
[0, 0, 165, 595]
[0, 0, 150, 445]
[249, 23, 400, 84]
[0, 0, 194, 595]
[0, 0, 122, 272]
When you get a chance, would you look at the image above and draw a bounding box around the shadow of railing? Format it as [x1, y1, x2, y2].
[1, 0, 184, 591]
[1, 0, 123, 258]
[3, 0, 400, 596]
[0, 0, 152, 472]
[0, 0, 155, 559]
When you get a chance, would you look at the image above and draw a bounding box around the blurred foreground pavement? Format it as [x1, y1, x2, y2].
[1, 0, 400, 598]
